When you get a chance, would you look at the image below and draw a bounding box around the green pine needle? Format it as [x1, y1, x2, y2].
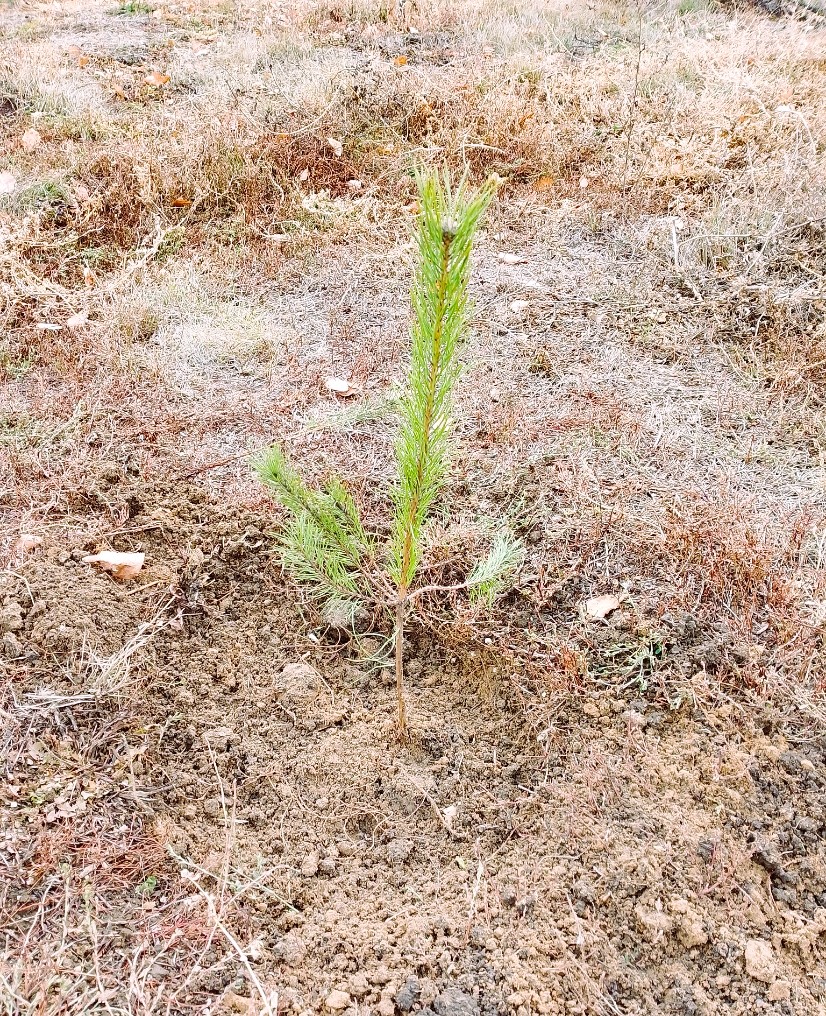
[390, 171, 497, 591]
[468, 528, 525, 606]
[255, 444, 367, 603]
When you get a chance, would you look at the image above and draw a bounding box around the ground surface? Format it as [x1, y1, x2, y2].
[2, 0, 826, 1014]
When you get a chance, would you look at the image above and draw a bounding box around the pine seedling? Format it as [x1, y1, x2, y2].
[256, 170, 523, 738]
[389, 171, 497, 735]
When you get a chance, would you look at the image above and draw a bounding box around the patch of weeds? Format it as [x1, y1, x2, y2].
[157, 225, 186, 259]
[15, 19, 49, 40]
[0, 413, 37, 449]
[42, 112, 113, 142]
[16, 178, 73, 219]
[0, 345, 35, 381]
[588, 629, 671, 692]
[114, 0, 152, 13]
[678, 0, 716, 14]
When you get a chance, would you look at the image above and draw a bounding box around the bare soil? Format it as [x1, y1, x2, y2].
[3, 478, 826, 1014]
[3, 0, 826, 1013]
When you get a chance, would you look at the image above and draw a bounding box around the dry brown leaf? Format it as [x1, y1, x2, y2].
[394, 55, 408, 66]
[171, 196, 192, 207]
[324, 376, 356, 397]
[21, 128, 42, 152]
[0, 171, 16, 195]
[535, 175, 554, 190]
[83, 266, 98, 287]
[145, 71, 170, 87]
[66, 311, 88, 329]
[82, 551, 145, 582]
[582, 594, 622, 620]
[13, 534, 43, 558]
[78, 55, 90, 68]
[326, 137, 343, 157]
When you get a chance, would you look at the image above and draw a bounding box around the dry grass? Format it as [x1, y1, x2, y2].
[2, 0, 826, 1010]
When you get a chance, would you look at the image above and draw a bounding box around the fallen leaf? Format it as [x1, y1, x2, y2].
[346, 178, 363, 191]
[21, 128, 42, 152]
[145, 71, 170, 87]
[66, 311, 88, 329]
[298, 168, 310, 182]
[535, 175, 555, 190]
[82, 551, 145, 581]
[36, 323, 61, 331]
[78, 55, 90, 68]
[171, 196, 192, 207]
[497, 252, 528, 265]
[13, 534, 43, 558]
[74, 184, 90, 202]
[113, 85, 126, 100]
[394, 55, 408, 66]
[0, 171, 16, 195]
[579, 175, 589, 189]
[83, 266, 98, 287]
[324, 376, 356, 397]
[582, 594, 622, 620]
[510, 299, 530, 312]
[326, 137, 343, 157]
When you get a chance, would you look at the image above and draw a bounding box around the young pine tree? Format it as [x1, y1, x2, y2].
[255, 171, 523, 738]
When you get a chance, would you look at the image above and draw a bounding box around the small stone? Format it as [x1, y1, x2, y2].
[319, 857, 337, 876]
[301, 851, 320, 877]
[325, 990, 351, 1011]
[2, 632, 23, 658]
[744, 939, 776, 983]
[433, 988, 479, 1016]
[768, 980, 791, 1002]
[336, 840, 356, 857]
[395, 976, 421, 1012]
[181, 803, 197, 820]
[0, 602, 24, 634]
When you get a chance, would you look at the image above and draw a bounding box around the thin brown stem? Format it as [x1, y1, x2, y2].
[394, 591, 408, 739]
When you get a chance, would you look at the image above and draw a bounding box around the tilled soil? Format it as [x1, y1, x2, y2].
[3, 486, 826, 1015]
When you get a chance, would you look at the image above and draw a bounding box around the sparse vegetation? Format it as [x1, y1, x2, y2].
[2, 0, 826, 1012]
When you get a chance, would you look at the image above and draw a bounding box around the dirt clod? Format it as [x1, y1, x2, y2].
[744, 939, 777, 983]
